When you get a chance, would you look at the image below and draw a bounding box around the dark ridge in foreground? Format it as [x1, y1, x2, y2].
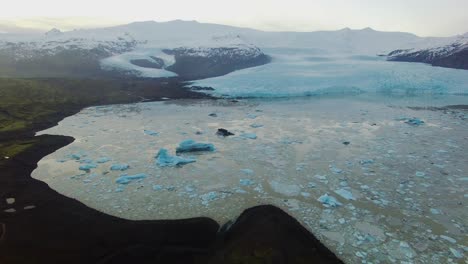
[0, 136, 342, 264]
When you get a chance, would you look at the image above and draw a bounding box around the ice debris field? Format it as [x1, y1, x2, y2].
[32, 96, 467, 263]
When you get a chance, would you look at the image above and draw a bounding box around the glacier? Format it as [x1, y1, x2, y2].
[192, 48, 468, 97]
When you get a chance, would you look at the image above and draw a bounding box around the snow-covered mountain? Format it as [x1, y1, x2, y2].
[387, 33, 468, 70]
[0, 20, 466, 78]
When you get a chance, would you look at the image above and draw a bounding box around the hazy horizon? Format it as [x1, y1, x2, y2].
[1, 0, 468, 37]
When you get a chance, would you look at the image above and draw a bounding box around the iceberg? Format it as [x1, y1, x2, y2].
[240, 133, 257, 140]
[79, 163, 97, 172]
[250, 123, 264, 128]
[156, 148, 196, 167]
[115, 173, 147, 184]
[335, 188, 356, 201]
[318, 194, 343, 208]
[110, 164, 130, 171]
[144, 130, 159, 136]
[240, 179, 255, 186]
[405, 118, 425, 126]
[175, 139, 215, 153]
[96, 157, 111, 164]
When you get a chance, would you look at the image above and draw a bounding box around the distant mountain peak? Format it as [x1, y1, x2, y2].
[362, 27, 375, 31]
[45, 28, 62, 37]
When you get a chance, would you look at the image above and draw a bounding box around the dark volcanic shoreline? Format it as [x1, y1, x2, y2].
[0, 78, 342, 264]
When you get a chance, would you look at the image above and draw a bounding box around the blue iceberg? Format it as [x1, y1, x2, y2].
[318, 194, 343, 208]
[110, 164, 130, 171]
[250, 123, 264, 128]
[175, 139, 215, 153]
[96, 157, 111, 164]
[240, 133, 257, 140]
[156, 148, 196, 167]
[335, 188, 356, 200]
[240, 179, 255, 186]
[144, 130, 159, 136]
[115, 173, 147, 184]
[405, 118, 425, 126]
[79, 163, 97, 171]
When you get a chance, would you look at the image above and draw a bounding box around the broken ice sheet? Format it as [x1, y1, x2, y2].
[110, 163, 130, 171]
[79, 163, 97, 172]
[335, 188, 356, 200]
[240, 133, 257, 139]
[175, 139, 215, 153]
[317, 194, 342, 208]
[115, 173, 147, 184]
[156, 148, 196, 167]
[143, 129, 159, 136]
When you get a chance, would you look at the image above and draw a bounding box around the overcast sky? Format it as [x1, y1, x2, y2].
[1, 0, 467, 36]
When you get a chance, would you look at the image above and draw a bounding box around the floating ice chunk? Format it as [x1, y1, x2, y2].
[307, 182, 317, 188]
[329, 165, 343, 174]
[430, 208, 441, 215]
[449, 248, 463, 259]
[70, 153, 82, 160]
[79, 159, 94, 164]
[235, 188, 247, 194]
[144, 130, 159, 136]
[240, 133, 257, 139]
[240, 169, 254, 175]
[318, 194, 342, 208]
[156, 148, 196, 167]
[6, 198, 15, 204]
[301, 192, 311, 197]
[79, 163, 97, 171]
[250, 123, 264, 128]
[200, 191, 218, 206]
[415, 171, 426, 177]
[176, 139, 215, 153]
[110, 164, 130, 171]
[405, 118, 425, 126]
[395, 116, 410, 121]
[270, 181, 301, 196]
[360, 159, 374, 165]
[115, 173, 147, 184]
[335, 188, 356, 200]
[184, 185, 195, 193]
[246, 113, 258, 119]
[152, 185, 163, 191]
[440, 235, 457, 244]
[240, 179, 255, 186]
[280, 138, 302, 144]
[96, 157, 111, 164]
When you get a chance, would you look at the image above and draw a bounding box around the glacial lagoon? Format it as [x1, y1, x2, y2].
[32, 95, 467, 263]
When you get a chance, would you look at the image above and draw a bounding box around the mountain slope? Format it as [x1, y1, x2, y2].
[1, 20, 467, 78]
[387, 34, 468, 70]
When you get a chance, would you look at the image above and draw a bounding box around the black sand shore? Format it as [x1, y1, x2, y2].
[0, 78, 342, 264]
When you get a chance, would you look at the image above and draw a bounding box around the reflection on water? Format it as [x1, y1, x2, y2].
[33, 95, 467, 263]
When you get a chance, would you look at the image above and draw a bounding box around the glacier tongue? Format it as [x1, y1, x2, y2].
[192, 48, 468, 97]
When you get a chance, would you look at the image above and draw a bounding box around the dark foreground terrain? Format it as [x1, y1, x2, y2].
[0, 78, 342, 264]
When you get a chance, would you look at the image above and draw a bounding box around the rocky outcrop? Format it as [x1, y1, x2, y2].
[387, 36, 468, 70]
[162, 45, 271, 80]
[130, 57, 165, 69]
